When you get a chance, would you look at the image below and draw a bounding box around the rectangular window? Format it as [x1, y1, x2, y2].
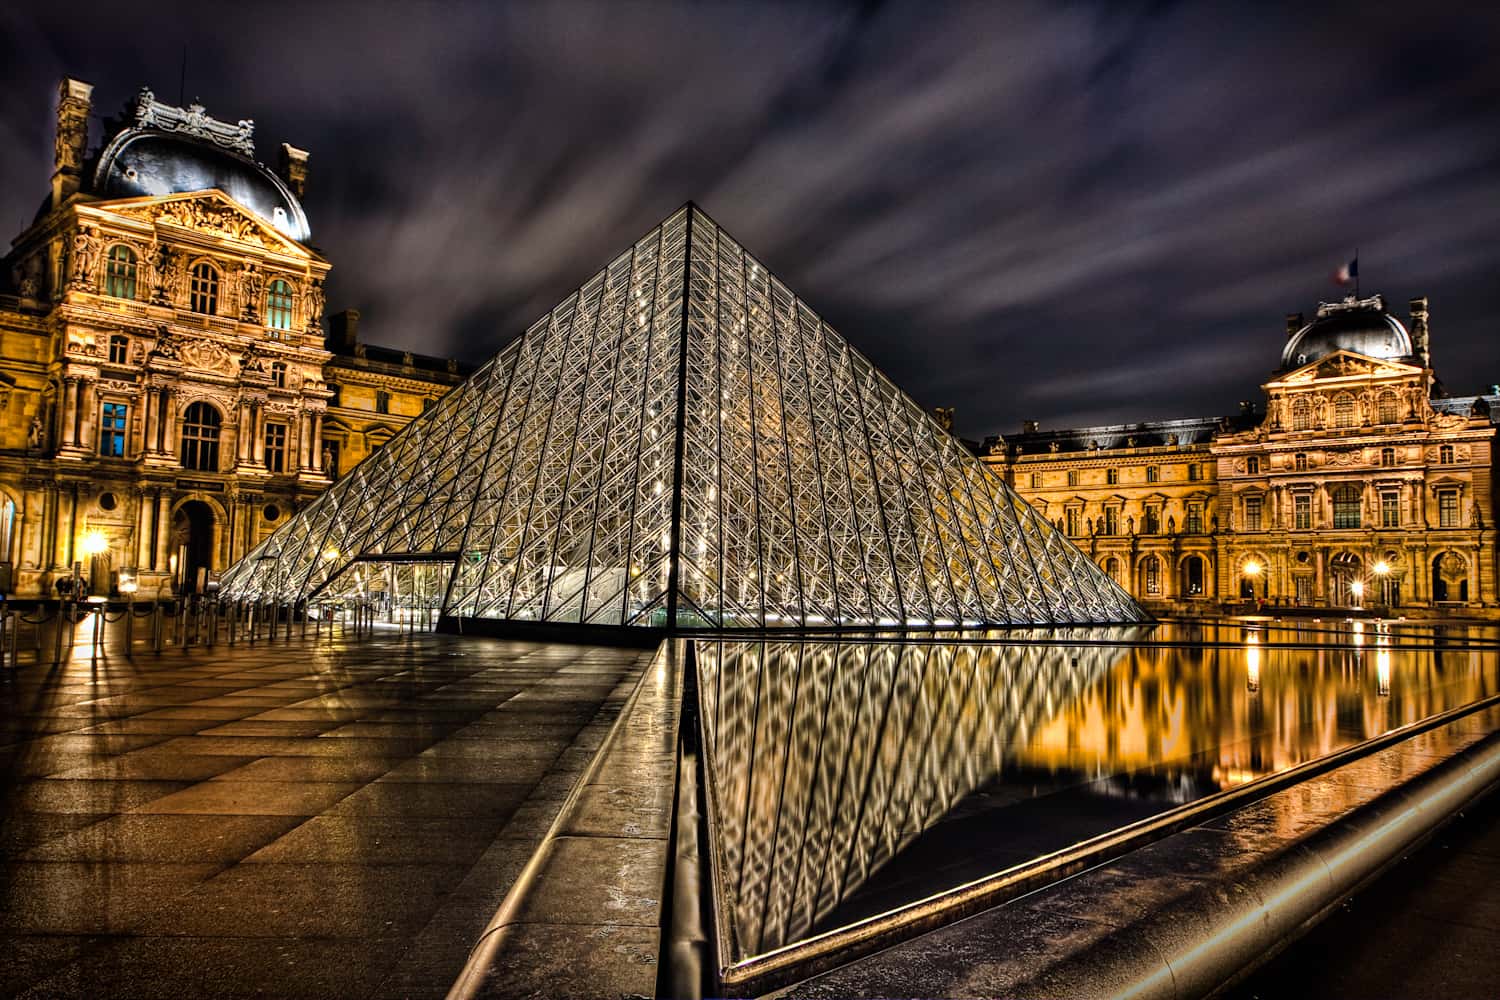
[1143, 506, 1160, 534]
[1294, 494, 1311, 530]
[1146, 465, 1159, 483]
[1246, 456, 1260, 475]
[109, 336, 129, 364]
[264, 423, 287, 473]
[375, 390, 391, 414]
[1381, 492, 1400, 528]
[1244, 495, 1263, 531]
[1186, 502, 1203, 534]
[1067, 469, 1078, 488]
[1439, 444, 1455, 464]
[1103, 507, 1119, 535]
[1065, 507, 1080, 537]
[1295, 453, 1308, 471]
[1439, 490, 1459, 528]
[1106, 468, 1119, 485]
[98, 402, 127, 458]
[1380, 447, 1395, 467]
[1030, 471, 1041, 489]
[1188, 463, 1202, 482]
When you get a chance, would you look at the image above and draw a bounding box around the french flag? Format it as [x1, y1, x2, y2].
[1333, 256, 1358, 286]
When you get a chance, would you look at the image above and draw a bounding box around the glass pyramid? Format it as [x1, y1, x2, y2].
[219, 205, 1148, 629]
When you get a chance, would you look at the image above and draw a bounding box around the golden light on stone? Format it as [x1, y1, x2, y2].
[80, 530, 109, 558]
[1243, 560, 1262, 577]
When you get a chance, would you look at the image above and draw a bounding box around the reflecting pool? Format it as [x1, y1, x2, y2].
[694, 621, 1500, 964]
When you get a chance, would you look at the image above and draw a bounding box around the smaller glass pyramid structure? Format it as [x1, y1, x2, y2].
[220, 205, 1148, 629]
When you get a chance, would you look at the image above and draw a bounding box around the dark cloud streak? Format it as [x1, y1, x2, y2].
[2, 1, 1498, 438]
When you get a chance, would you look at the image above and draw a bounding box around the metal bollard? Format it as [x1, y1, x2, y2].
[151, 603, 165, 654]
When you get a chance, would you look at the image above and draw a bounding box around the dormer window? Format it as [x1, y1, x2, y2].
[1292, 397, 1312, 431]
[265, 279, 294, 331]
[1377, 390, 1400, 424]
[104, 245, 137, 299]
[270, 361, 287, 389]
[1333, 393, 1357, 429]
[189, 262, 219, 314]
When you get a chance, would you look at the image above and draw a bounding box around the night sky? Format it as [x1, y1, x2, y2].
[3, 2, 1498, 439]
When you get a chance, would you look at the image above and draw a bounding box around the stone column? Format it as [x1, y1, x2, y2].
[235, 401, 250, 464]
[143, 386, 160, 455]
[136, 490, 153, 571]
[153, 491, 171, 573]
[298, 412, 311, 469]
[159, 389, 174, 455]
[311, 412, 324, 472]
[61, 377, 79, 447]
[77, 378, 97, 452]
[251, 403, 265, 465]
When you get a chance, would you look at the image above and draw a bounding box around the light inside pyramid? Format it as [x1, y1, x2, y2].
[219, 206, 1147, 629]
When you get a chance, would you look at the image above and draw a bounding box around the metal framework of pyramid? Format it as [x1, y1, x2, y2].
[219, 205, 1147, 630]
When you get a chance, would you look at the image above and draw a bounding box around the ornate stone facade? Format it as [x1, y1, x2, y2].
[0, 79, 467, 598]
[985, 295, 1499, 616]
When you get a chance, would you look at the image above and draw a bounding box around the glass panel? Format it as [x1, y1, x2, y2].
[698, 625, 1500, 970]
[220, 207, 1143, 626]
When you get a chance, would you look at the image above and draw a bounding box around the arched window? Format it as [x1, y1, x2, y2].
[0, 496, 15, 564]
[1103, 557, 1121, 584]
[189, 262, 219, 314]
[265, 279, 294, 330]
[1333, 393, 1357, 429]
[1292, 397, 1312, 431]
[1332, 484, 1361, 529]
[1140, 556, 1161, 596]
[104, 245, 137, 299]
[180, 401, 222, 471]
[1377, 390, 1400, 424]
[270, 361, 287, 389]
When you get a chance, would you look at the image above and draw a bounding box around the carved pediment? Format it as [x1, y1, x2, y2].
[104, 193, 308, 256]
[1276, 350, 1421, 386]
[176, 338, 238, 375]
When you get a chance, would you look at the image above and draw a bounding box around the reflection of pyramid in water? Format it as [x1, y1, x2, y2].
[220, 205, 1147, 629]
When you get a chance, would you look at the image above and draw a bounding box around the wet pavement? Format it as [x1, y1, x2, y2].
[0, 628, 650, 999]
[1229, 783, 1500, 1000]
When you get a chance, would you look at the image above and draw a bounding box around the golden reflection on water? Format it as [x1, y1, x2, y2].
[696, 624, 1500, 961]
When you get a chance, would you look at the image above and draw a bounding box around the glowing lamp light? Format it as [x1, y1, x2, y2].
[1243, 560, 1262, 577]
[321, 547, 341, 563]
[1351, 580, 1365, 599]
[118, 574, 138, 596]
[80, 531, 110, 558]
[1374, 561, 1390, 576]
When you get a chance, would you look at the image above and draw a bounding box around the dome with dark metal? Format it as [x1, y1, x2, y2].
[1280, 295, 1412, 370]
[89, 89, 311, 243]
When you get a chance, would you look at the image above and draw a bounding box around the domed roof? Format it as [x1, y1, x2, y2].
[88, 90, 311, 243]
[1280, 295, 1413, 371]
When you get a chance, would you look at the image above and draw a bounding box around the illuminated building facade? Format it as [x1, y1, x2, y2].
[986, 294, 1498, 615]
[0, 79, 466, 598]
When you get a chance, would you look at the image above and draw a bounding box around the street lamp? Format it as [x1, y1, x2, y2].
[1373, 560, 1391, 608]
[1243, 560, 1262, 603]
[1351, 579, 1365, 608]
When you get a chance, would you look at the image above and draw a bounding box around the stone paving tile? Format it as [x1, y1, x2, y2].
[0, 631, 649, 999]
[24, 814, 308, 863]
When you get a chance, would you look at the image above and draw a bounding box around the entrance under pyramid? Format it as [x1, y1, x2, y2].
[219, 205, 1148, 631]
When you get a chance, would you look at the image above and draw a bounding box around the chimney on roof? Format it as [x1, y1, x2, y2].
[1409, 296, 1430, 368]
[278, 143, 309, 198]
[327, 309, 360, 353]
[1285, 312, 1304, 339]
[52, 78, 93, 205]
